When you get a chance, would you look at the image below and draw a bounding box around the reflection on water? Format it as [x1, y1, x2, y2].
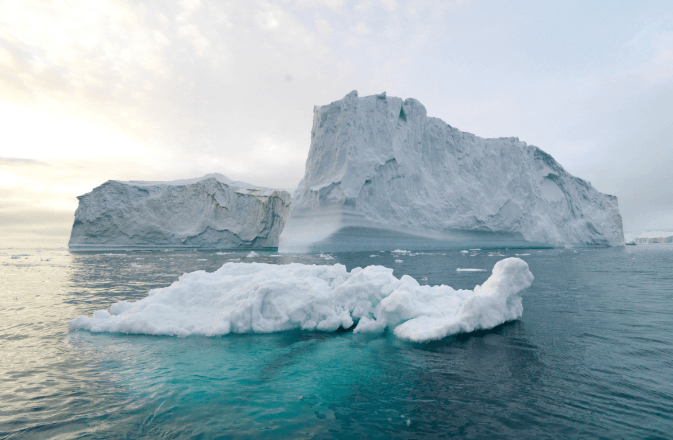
[1, 246, 672, 438]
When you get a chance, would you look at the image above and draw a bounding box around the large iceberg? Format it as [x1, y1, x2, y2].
[69, 257, 534, 343]
[279, 91, 624, 252]
[635, 231, 673, 244]
[69, 174, 291, 250]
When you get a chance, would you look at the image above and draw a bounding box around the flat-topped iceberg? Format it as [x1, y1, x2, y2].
[69, 174, 291, 250]
[279, 91, 624, 252]
[69, 257, 534, 343]
[635, 231, 673, 244]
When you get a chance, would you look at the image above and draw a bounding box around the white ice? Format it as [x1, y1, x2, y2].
[635, 231, 673, 244]
[69, 257, 533, 343]
[69, 173, 291, 250]
[278, 91, 624, 253]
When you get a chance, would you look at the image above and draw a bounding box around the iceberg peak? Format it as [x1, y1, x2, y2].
[279, 91, 624, 252]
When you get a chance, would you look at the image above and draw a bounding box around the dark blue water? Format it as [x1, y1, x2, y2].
[1, 246, 672, 438]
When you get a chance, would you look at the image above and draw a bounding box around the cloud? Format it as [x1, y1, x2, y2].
[0, 157, 45, 165]
[380, 0, 396, 12]
[294, 0, 344, 11]
[352, 22, 371, 35]
[314, 13, 334, 35]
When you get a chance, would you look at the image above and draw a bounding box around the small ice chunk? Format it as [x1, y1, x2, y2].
[319, 253, 334, 260]
[395, 259, 403, 263]
[392, 249, 409, 254]
[515, 253, 531, 256]
[246, 251, 258, 258]
[456, 268, 486, 272]
[197, 259, 207, 261]
[131, 263, 142, 268]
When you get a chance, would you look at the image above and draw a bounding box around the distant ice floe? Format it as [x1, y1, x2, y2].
[395, 259, 404, 263]
[456, 268, 486, 272]
[216, 252, 232, 255]
[97, 253, 126, 256]
[131, 263, 142, 268]
[319, 254, 334, 260]
[246, 251, 258, 258]
[515, 253, 531, 256]
[70, 257, 534, 343]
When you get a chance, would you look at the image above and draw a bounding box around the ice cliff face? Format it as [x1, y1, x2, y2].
[635, 231, 673, 244]
[69, 174, 291, 249]
[279, 91, 624, 252]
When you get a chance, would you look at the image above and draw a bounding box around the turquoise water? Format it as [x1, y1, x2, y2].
[1, 246, 672, 438]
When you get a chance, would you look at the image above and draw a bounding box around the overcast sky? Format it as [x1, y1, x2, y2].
[1, 0, 672, 246]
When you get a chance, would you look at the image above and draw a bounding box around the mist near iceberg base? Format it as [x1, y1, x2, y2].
[69, 257, 533, 343]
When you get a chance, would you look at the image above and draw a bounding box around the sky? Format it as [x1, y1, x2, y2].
[1, 0, 672, 246]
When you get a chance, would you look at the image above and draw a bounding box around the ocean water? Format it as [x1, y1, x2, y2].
[1, 246, 672, 439]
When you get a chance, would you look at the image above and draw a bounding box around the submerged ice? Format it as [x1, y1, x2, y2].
[69, 257, 533, 343]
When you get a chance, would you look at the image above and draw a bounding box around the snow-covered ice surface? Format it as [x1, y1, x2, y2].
[279, 91, 624, 253]
[635, 231, 673, 244]
[70, 257, 533, 343]
[69, 174, 291, 250]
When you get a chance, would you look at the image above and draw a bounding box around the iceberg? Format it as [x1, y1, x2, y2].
[279, 91, 624, 252]
[635, 231, 673, 244]
[69, 174, 291, 250]
[69, 257, 534, 343]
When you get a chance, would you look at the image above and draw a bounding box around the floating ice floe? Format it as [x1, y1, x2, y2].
[319, 253, 334, 260]
[246, 251, 258, 258]
[456, 268, 487, 272]
[515, 253, 531, 256]
[97, 253, 126, 256]
[395, 259, 404, 263]
[216, 252, 232, 255]
[392, 250, 410, 254]
[70, 258, 533, 343]
[197, 259, 207, 261]
[131, 263, 142, 268]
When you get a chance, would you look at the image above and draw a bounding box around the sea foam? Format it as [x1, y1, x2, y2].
[70, 258, 533, 343]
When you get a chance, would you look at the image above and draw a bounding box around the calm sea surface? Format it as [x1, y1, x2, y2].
[1, 246, 672, 439]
